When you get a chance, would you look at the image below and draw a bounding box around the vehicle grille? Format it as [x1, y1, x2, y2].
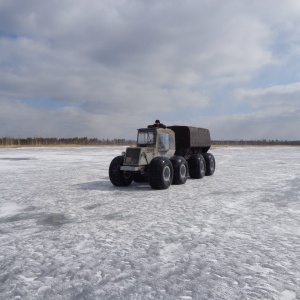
[124, 148, 141, 165]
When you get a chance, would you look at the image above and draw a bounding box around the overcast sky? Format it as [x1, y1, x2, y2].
[1, 0, 300, 140]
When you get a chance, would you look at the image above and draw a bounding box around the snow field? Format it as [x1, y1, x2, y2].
[0, 146, 299, 299]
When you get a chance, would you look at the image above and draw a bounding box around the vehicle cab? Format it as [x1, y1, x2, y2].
[121, 127, 176, 172]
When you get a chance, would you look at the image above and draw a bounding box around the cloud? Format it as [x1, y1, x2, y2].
[194, 109, 300, 141]
[0, 98, 137, 138]
[1, 0, 300, 140]
[235, 82, 300, 112]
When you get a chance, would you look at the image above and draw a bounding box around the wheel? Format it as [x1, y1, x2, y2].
[133, 173, 148, 182]
[109, 156, 133, 186]
[203, 153, 215, 176]
[170, 156, 188, 185]
[148, 157, 174, 190]
[188, 154, 206, 179]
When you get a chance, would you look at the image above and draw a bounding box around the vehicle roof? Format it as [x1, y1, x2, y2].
[138, 127, 175, 134]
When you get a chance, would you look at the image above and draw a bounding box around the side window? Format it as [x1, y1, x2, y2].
[158, 133, 170, 151]
[169, 134, 175, 149]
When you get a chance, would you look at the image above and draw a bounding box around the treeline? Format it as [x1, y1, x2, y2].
[0, 137, 135, 147]
[212, 140, 300, 146]
[1, 137, 299, 147]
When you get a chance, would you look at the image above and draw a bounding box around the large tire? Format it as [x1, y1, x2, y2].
[109, 156, 133, 186]
[203, 153, 215, 176]
[170, 156, 188, 185]
[188, 154, 206, 179]
[148, 157, 173, 190]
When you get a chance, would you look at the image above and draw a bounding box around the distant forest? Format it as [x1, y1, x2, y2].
[0, 137, 135, 147]
[1, 137, 299, 147]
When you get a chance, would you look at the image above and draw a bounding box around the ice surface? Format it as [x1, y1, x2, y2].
[0, 146, 299, 299]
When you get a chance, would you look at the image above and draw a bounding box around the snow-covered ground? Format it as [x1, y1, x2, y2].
[0, 146, 299, 300]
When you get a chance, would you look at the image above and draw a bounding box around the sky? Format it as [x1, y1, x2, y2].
[1, 0, 300, 141]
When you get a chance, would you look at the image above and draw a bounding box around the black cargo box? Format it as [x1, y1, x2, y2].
[168, 126, 211, 157]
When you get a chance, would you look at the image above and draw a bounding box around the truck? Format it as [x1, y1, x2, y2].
[109, 125, 215, 190]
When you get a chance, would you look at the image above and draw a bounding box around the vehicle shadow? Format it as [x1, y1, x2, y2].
[74, 180, 153, 192]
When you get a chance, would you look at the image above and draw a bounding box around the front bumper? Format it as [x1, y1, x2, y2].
[120, 166, 141, 171]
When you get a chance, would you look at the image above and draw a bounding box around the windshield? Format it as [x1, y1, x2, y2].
[137, 130, 156, 146]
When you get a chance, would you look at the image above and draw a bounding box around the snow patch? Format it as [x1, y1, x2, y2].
[280, 290, 297, 300]
[0, 202, 23, 217]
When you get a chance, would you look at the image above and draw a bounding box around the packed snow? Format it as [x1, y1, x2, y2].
[0, 146, 299, 300]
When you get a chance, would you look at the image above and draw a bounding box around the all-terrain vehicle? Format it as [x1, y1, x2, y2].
[109, 125, 215, 189]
